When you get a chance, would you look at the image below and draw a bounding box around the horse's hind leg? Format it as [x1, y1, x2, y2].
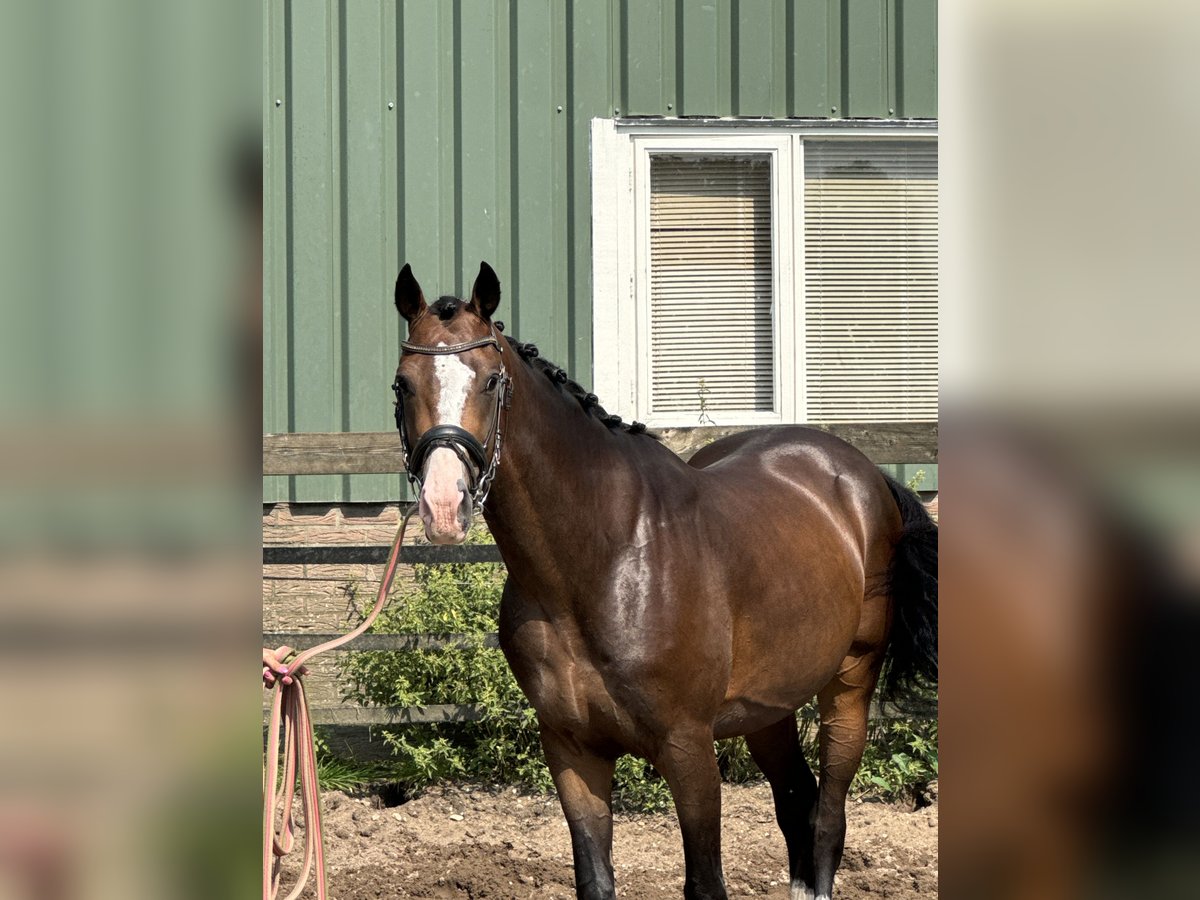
[813, 651, 885, 899]
[541, 728, 618, 900]
[745, 715, 819, 900]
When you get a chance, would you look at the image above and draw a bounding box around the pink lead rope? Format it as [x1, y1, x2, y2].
[263, 508, 417, 900]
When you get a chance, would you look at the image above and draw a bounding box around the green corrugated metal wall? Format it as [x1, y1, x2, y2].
[264, 0, 937, 502]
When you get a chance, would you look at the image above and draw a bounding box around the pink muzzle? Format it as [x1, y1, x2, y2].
[417, 447, 472, 543]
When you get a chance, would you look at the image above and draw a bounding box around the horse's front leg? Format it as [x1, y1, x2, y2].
[654, 726, 728, 900]
[541, 727, 618, 900]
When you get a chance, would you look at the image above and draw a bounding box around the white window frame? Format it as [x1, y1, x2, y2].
[591, 118, 938, 428]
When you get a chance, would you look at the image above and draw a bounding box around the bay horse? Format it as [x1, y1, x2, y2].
[390, 262, 937, 900]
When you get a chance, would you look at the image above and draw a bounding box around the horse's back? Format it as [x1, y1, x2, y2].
[690, 425, 872, 476]
[688, 426, 897, 535]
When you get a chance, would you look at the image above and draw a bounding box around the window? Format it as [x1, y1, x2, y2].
[591, 121, 937, 427]
[804, 141, 938, 422]
[650, 155, 774, 417]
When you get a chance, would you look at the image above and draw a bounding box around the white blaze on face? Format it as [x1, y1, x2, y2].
[434, 350, 474, 424]
[418, 346, 476, 543]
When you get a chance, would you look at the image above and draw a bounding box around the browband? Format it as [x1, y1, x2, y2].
[400, 335, 501, 356]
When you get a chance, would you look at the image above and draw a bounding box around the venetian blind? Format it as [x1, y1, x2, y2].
[804, 141, 938, 422]
[649, 155, 774, 416]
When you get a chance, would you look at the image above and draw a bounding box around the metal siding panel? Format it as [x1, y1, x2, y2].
[791, 0, 830, 116]
[458, 1, 501, 277]
[382, 2, 406, 502]
[262, 0, 936, 502]
[661, 0, 679, 116]
[716, 0, 734, 117]
[679, 0, 722, 116]
[896, 0, 937, 118]
[441, 1, 458, 290]
[380, 0, 403, 502]
[401, 4, 461, 302]
[493, 0, 515, 310]
[288, 3, 341, 502]
[770, 0, 789, 115]
[733, 0, 774, 115]
[264, 0, 288, 502]
[607, 0, 623, 115]
[570, 0, 615, 378]
[438, 3, 459, 291]
[342, 0, 397, 502]
[512, 1, 561, 357]
[844, 0, 888, 117]
[551, 0, 571, 369]
[623, 0, 667, 114]
[827, 0, 844, 117]
[401, 0, 444, 294]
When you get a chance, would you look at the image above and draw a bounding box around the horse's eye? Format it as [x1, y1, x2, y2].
[393, 375, 413, 396]
[483, 374, 500, 393]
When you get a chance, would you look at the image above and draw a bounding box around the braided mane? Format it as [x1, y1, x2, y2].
[497, 324, 655, 439]
[414, 298, 654, 438]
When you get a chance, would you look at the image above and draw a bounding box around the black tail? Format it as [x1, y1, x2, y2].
[879, 473, 938, 700]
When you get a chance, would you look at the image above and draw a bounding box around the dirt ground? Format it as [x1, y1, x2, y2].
[287, 781, 937, 899]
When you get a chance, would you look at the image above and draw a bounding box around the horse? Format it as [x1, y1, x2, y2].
[390, 261, 938, 900]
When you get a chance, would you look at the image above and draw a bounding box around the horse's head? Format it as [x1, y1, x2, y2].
[392, 261, 508, 544]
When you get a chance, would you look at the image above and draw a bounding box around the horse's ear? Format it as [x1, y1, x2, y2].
[469, 261, 501, 320]
[394, 264, 426, 322]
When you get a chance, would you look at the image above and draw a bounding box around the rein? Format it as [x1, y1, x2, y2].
[263, 509, 416, 900]
[264, 323, 513, 898]
[393, 324, 512, 511]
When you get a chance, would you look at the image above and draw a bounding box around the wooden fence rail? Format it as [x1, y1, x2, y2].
[263, 422, 937, 476]
[264, 423, 938, 731]
[264, 544, 504, 565]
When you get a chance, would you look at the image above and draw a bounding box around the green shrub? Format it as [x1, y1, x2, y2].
[853, 717, 938, 803]
[337, 527, 936, 809]
[339, 531, 554, 794]
[612, 756, 674, 813]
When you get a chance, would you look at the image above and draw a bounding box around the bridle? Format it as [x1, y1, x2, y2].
[392, 323, 512, 511]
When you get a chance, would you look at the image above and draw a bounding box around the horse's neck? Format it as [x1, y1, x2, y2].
[481, 363, 654, 598]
